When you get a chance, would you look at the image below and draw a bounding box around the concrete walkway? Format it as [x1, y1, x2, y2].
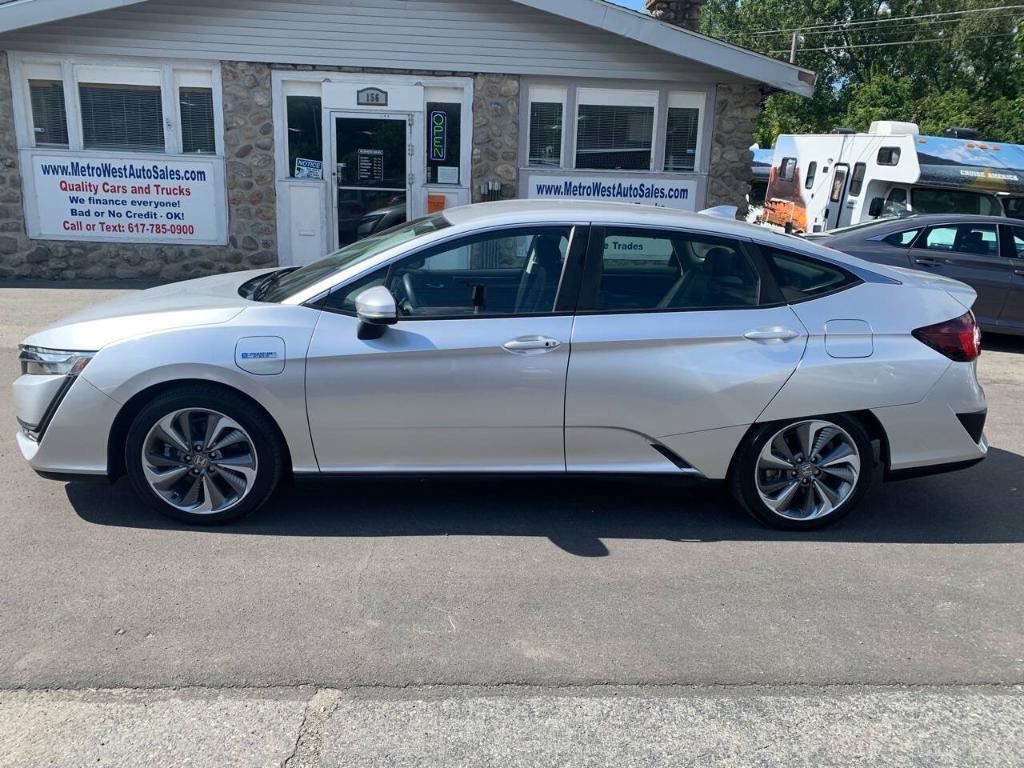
[3, 685, 1023, 767]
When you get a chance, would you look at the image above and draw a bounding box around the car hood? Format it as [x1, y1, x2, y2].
[22, 269, 274, 351]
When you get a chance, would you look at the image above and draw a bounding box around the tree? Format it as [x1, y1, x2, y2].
[700, 0, 1024, 145]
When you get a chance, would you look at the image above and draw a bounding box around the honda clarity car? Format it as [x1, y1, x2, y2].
[809, 214, 1024, 335]
[14, 201, 987, 530]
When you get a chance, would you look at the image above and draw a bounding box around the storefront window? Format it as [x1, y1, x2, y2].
[576, 104, 654, 170]
[287, 95, 323, 179]
[574, 89, 657, 171]
[79, 83, 165, 152]
[29, 79, 68, 148]
[425, 101, 461, 184]
[663, 108, 698, 172]
[525, 84, 704, 175]
[528, 102, 563, 167]
[179, 87, 216, 154]
[27, 62, 223, 156]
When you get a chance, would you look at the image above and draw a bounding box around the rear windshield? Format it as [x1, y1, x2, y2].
[260, 214, 450, 302]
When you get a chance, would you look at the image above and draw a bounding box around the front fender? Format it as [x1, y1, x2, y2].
[81, 308, 320, 473]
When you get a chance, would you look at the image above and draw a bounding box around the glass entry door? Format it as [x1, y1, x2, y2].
[333, 113, 410, 247]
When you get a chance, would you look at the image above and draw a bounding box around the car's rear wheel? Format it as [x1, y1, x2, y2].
[730, 414, 874, 530]
[125, 386, 284, 524]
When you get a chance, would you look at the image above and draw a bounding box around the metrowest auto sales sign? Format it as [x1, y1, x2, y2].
[28, 153, 225, 244]
[526, 173, 697, 211]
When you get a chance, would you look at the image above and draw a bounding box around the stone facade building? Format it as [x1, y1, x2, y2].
[0, 0, 813, 280]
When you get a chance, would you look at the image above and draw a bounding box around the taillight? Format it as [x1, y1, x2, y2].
[912, 311, 981, 362]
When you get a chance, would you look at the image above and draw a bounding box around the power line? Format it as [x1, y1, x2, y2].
[768, 31, 1017, 54]
[716, 4, 1024, 38]
[793, 12, 1023, 37]
[757, 12, 1023, 47]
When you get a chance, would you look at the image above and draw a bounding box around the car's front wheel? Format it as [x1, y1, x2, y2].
[125, 386, 285, 524]
[730, 414, 874, 530]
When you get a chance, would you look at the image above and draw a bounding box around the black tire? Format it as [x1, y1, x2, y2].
[125, 385, 285, 525]
[729, 413, 875, 531]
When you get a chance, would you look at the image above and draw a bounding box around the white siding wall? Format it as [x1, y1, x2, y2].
[0, 0, 739, 82]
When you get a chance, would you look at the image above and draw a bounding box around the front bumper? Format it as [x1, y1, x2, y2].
[14, 374, 120, 478]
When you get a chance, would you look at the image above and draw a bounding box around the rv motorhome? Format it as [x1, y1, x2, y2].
[760, 121, 1024, 234]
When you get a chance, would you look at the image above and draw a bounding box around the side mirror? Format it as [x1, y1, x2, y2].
[355, 285, 398, 340]
[868, 197, 884, 217]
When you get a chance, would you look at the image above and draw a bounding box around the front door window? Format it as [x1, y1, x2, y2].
[335, 115, 408, 247]
[323, 227, 574, 317]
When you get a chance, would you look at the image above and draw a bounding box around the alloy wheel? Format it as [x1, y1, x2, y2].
[754, 420, 861, 521]
[141, 408, 258, 515]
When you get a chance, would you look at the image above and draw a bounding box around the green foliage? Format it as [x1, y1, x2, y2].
[700, 0, 1024, 145]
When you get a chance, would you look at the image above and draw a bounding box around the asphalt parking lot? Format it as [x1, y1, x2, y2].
[1, 284, 1023, 766]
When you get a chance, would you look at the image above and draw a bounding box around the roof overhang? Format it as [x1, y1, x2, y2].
[0, 0, 817, 96]
[514, 0, 815, 96]
[0, 0, 147, 31]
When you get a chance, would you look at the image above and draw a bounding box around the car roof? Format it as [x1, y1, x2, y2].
[439, 199, 912, 266]
[442, 199, 799, 243]
[825, 213, 1012, 239]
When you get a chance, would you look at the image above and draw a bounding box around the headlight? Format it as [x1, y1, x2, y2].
[19, 345, 95, 376]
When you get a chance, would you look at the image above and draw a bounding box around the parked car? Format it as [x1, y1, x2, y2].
[14, 201, 987, 530]
[810, 214, 1024, 335]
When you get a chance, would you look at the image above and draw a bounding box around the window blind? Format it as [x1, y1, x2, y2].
[528, 102, 563, 167]
[179, 87, 215, 153]
[29, 79, 69, 147]
[575, 104, 653, 171]
[664, 107, 699, 172]
[79, 83, 164, 152]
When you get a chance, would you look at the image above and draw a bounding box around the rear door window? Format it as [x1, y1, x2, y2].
[761, 248, 862, 302]
[882, 229, 920, 247]
[921, 224, 998, 257]
[584, 228, 763, 312]
[1008, 226, 1024, 258]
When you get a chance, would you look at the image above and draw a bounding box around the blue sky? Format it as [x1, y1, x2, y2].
[608, 0, 647, 10]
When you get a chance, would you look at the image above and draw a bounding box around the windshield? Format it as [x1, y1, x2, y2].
[911, 188, 1001, 216]
[260, 214, 450, 302]
[1005, 196, 1024, 220]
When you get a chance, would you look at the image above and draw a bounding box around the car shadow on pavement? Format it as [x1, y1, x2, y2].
[66, 446, 1024, 555]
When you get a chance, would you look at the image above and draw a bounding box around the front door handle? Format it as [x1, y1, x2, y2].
[744, 326, 801, 343]
[914, 257, 946, 267]
[1014, 268, 1024, 277]
[502, 336, 561, 354]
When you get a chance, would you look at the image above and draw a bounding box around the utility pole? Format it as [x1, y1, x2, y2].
[789, 31, 799, 63]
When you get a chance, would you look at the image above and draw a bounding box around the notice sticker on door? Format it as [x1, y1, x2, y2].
[357, 149, 384, 183]
[294, 158, 324, 180]
[437, 166, 459, 185]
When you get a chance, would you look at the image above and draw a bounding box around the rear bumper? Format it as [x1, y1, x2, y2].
[873, 362, 987, 478]
[886, 454, 985, 481]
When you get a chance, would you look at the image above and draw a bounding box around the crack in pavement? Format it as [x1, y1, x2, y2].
[283, 689, 343, 768]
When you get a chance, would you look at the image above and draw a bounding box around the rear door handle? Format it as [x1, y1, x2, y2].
[502, 335, 562, 354]
[744, 326, 801, 343]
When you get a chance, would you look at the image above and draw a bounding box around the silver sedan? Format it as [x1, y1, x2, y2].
[14, 201, 988, 529]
